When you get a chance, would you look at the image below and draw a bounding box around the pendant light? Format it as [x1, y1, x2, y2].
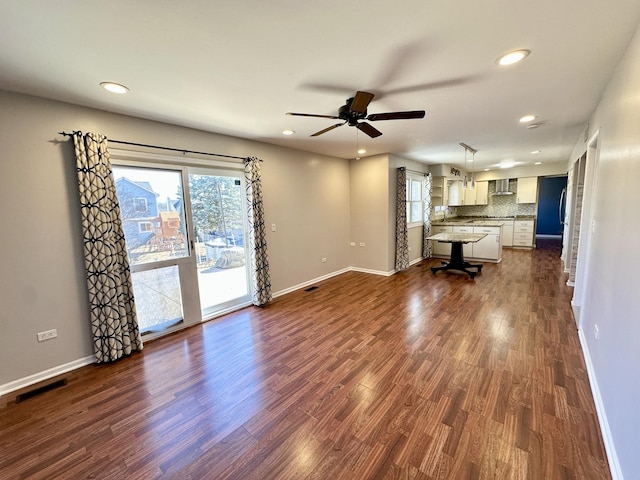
[462, 148, 468, 190]
[470, 151, 476, 189]
[459, 142, 477, 190]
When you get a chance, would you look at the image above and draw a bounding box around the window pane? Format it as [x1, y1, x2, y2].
[410, 202, 422, 223]
[113, 166, 189, 266]
[410, 180, 422, 201]
[131, 266, 183, 333]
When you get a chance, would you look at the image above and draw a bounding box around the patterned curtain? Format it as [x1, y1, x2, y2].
[244, 157, 272, 305]
[422, 173, 433, 258]
[395, 167, 409, 271]
[73, 132, 143, 363]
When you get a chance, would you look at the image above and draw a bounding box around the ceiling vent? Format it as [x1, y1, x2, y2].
[493, 178, 514, 195]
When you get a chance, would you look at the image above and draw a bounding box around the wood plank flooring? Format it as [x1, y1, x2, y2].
[0, 238, 610, 479]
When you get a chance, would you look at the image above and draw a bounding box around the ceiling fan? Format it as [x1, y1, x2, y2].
[286, 91, 425, 138]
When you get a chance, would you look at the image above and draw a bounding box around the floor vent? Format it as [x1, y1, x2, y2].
[304, 286, 318, 292]
[16, 378, 67, 403]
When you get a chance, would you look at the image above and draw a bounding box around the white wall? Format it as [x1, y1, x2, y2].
[0, 90, 351, 389]
[567, 22, 640, 479]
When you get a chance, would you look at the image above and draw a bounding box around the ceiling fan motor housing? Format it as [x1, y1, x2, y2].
[339, 97, 367, 125]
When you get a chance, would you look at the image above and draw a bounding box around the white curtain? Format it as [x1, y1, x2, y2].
[73, 132, 142, 362]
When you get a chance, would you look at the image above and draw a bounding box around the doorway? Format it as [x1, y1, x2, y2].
[536, 176, 568, 236]
[112, 160, 251, 337]
[188, 169, 251, 319]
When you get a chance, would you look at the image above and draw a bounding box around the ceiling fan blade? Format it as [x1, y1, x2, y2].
[310, 122, 345, 137]
[356, 122, 383, 138]
[367, 110, 426, 121]
[349, 91, 375, 114]
[287, 112, 341, 119]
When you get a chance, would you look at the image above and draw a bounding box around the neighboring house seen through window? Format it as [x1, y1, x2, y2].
[138, 221, 153, 233]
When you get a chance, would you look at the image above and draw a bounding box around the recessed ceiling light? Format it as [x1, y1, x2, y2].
[281, 129, 295, 135]
[357, 148, 366, 155]
[527, 124, 540, 129]
[100, 82, 129, 94]
[534, 161, 542, 165]
[500, 162, 515, 169]
[484, 168, 490, 172]
[519, 115, 536, 123]
[531, 150, 541, 154]
[497, 49, 530, 66]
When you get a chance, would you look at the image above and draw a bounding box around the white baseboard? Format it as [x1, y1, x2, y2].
[272, 267, 352, 298]
[409, 256, 424, 266]
[578, 329, 622, 480]
[350, 266, 395, 276]
[0, 355, 95, 397]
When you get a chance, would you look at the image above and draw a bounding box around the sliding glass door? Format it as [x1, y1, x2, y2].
[112, 161, 250, 337]
[188, 169, 250, 318]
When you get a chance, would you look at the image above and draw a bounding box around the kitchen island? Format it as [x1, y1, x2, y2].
[426, 232, 487, 279]
[430, 219, 504, 262]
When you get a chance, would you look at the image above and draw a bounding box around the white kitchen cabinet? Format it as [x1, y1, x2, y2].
[474, 181, 489, 205]
[452, 225, 474, 257]
[462, 185, 475, 205]
[513, 219, 535, 247]
[517, 177, 538, 204]
[501, 219, 514, 247]
[447, 180, 463, 206]
[460, 180, 488, 206]
[430, 225, 452, 256]
[472, 226, 502, 261]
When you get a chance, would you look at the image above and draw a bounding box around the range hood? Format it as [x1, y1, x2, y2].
[493, 178, 514, 195]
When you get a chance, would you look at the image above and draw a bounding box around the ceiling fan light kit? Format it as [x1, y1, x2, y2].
[286, 91, 425, 138]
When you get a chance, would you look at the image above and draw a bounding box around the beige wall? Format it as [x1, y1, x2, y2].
[561, 22, 640, 479]
[349, 154, 390, 273]
[0, 90, 351, 388]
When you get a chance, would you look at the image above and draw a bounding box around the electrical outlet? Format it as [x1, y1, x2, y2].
[359, 242, 365, 247]
[594, 324, 599, 340]
[321, 257, 327, 263]
[37, 329, 58, 342]
[271, 224, 276, 232]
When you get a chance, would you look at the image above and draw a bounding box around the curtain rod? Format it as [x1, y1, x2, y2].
[58, 131, 254, 161]
[402, 167, 430, 176]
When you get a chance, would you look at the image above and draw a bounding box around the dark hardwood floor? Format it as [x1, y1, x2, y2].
[0, 238, 610, 479]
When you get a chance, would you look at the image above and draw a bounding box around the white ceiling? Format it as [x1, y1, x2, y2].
[2, 1, 640, 171]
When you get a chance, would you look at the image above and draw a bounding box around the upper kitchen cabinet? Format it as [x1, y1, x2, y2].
[448, 180, 463, 206]
[462, 180, 488, 205]
[474, 181, 489, 205]
[516, 177, 538, 204]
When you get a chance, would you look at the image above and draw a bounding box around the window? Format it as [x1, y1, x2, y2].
[133, 197, 148, 213]
[406, 175, 424, 226]
[139, 221, 153, 233]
